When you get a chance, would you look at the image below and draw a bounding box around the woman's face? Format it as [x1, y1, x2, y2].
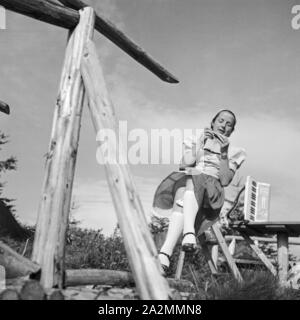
[211, 111, 235, 137]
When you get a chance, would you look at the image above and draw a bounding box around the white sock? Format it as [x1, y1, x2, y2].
[183, 190, 199, 244]
[159, 211, 183, 266]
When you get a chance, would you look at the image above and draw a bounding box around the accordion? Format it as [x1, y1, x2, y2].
[244, 176, 271, 222]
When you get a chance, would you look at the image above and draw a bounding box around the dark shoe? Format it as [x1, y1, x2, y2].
[182, 232, 197, 252]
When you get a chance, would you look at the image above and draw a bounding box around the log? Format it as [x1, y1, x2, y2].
[0, 100, 10, 114]
[3, 279, 46, 300]
[65, 269, 194, 292]
[66, 269, 135, 287]
[20, 280, 45, 300]
[0, 289, 20, 300]
[0, 0, 178, 83]
[5, 276, 28, 289]
[80, 40, 172, 300]
[58, 0, 178, 83]
[167, 278, 195, 293]
[0, 241, 40, 279]
[5, 277, 64, 300]
[48, 289, 65, 300]
[0, 0, 78, 27]
[31, 7, 95, 289]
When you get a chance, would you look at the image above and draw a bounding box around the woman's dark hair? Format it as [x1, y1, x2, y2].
[210, 109, 237, 132]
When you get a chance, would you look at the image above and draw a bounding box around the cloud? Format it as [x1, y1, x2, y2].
[1, 0, 299, 233]
[72, 175, 162, 235]
[232, 114, 300, 221]
[113, 72, 300, 222]
[86, 0, 124, 25]
[84, 0, 127, 65]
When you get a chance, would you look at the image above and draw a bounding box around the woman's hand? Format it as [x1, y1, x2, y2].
[204, 128, 214, 142]
[204, 128, 230, 155]
[219, 136, 230, 156]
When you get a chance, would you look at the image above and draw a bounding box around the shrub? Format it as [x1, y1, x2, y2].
[65, 226, 129, 271]
[205, 270, 300, 300]
[2, 223, 300, 300]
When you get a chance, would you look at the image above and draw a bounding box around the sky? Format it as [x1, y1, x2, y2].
[0, 0, 300, 236]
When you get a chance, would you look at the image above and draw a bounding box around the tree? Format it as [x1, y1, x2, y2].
[0, 131, 17, 211]
[0, 131, 31, 239]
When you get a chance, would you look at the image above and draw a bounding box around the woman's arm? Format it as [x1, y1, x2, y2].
[179, 135, 197, 169]
[219, 143, 247, 187]
[219, 139, 234, 187]
[181, 148, 196, 168]
[219, 152, 235, 186]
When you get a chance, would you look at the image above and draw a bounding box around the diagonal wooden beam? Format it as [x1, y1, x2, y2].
[211, 224, 243, 283]
[58, 0, 179, 83]
[199, 234, 218, 274]
[0, 0, 78, 28]
[80, 39, 173, 299]
[31, 7, 95, 289]
[0, 241, 40, 278]
[239, 231, 277, 276]
[0, 0, 179, 83]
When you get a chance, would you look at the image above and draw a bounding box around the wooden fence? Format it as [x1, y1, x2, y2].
[0, 0, 179, 300]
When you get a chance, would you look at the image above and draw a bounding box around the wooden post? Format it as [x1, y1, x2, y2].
[31, 7, 95, 289]
[175, 251, 185, 280]
[277, 232, 289, 284]
[80, 40, 172, 300]
[211, 224, 243, 283]
[239, 231, 277, 276]
[211, 245, 219, 269]
[199, 235, 218, 275]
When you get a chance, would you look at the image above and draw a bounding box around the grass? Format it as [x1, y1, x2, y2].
[1, 225, 300, 300]
[201, 270, 300, 300]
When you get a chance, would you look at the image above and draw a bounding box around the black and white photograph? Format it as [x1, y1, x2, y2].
[0, 0, 300, 307]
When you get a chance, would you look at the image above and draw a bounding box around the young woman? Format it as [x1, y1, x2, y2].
[152, 110, 246, 272]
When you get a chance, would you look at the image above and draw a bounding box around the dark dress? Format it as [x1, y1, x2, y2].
[152, 171, 224, 232]
[152, 134, 246, 233]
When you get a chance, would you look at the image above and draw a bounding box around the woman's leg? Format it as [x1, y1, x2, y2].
[159, 187, 185, 267]
[182, 177, 200, 246]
